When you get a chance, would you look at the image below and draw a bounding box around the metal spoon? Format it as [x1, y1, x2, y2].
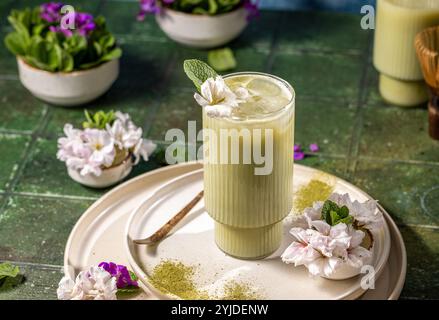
[133, 190, 204, 245]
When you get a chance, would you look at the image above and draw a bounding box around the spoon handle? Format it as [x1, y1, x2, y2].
[133, 190, 204, 245]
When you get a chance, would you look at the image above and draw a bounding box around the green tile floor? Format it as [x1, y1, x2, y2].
[0, 0, 438, 300]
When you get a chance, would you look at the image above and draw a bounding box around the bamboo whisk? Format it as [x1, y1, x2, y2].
[415, 26, 439, 140]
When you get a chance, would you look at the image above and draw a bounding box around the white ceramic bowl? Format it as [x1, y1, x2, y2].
[155, 7, 248, 48]
[17, 57, 119, 106]
[67, 158, 132, 188]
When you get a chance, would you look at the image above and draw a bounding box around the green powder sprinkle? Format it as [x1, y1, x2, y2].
[221, 281, 260, 300]
[293, 177, 335, 214]
[149, 260, 262, 300]
[149, 260, 208, 300]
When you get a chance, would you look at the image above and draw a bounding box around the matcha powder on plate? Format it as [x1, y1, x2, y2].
[149, 260, 207, 300]
[293, 176, 335, 214]
[149, 260, 262, 300]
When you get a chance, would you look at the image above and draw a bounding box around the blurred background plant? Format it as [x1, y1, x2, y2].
[137, 0, 258, 20]
[4, 2, 122, 72]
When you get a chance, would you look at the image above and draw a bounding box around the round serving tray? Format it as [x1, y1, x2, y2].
[64, 162, 406, 300]
[126, 168, 390, 300]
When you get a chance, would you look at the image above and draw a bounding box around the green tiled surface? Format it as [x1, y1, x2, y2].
[271, 52, 364, 101]
[0, 196, 92, 265]
[0, 80, 48, 133]
[0, 0, 438, 300]
[277, 11, 370, 54]
[0, 134, 30, 191]
[0, 264, 60, 300]
[353, 160, 439, 226]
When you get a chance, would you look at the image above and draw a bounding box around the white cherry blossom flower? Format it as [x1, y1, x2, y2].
[133, 138, 156, 164]
[107, 112, 143, 150]
[194, 76, 247, 118]
[327, 193, 383, 231]
[57, 266, 117, 300]
[282, 192, 380, 278]
[57, 111, 156, 179]
[83, 128, 115, 168]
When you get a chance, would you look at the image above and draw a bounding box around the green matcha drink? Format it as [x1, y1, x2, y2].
[203, 72, 295, 259]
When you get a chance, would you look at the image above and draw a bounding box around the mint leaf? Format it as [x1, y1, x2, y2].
[321, 200, 353, 226]
[183, 59, 218, 92]
[321, 200, 339, 224]
[336, 215, 354, 226]
[329, 210, 339, 226]
[208, 47, 237, 72]
[338, 205, 349, 219]
[0, 262, 20, 280]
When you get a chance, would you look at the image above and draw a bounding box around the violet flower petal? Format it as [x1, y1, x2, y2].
[294, 151, 305, 161]
[309, 143, 319, 152]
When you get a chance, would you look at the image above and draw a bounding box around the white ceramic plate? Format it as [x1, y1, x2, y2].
[125, 167, 390, 300]
[63, 162, 406, 300]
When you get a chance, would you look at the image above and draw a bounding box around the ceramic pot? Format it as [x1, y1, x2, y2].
[17, 57, 119, 106]
[155, 7, 247, 48]
[67, 158, 132, 188]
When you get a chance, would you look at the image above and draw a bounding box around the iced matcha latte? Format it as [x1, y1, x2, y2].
[203, 72, 295, 259]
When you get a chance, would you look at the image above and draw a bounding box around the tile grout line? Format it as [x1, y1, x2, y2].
[401, 223, 439, 231]
[1, 191, 99, 202]
[265, 11, 286, 73]
[144, 50, 180, 138]
[0, 259, 63, 271]
[345, 31, 374, 179]
[0, 105, 52, 214]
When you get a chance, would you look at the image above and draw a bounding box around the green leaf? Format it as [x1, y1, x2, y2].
[208, 47, 237, 71]
[100, 47, 122, 62]
[48, 44, 63, 71]
[61, 51, 74, 72]
[129, 271, 138, 282]
[82, 110, 115, 129]
[4, 32, 28, 56]
[117, 286, 140, 294]
[338, 205, 349, 219]
[7, 15, 30, 38]
[329, 210, 339, 226]
[183, 59, 218, 92]
[99, 34, 115, 50]
[336, 215, 354, 226]
[321, 199, 354, 226]
[192, 7, 209, 14]
[32, 24, 46, 36]
[208, 0, 219, 14]
[93, 41, 102, 57]
[321, 200, 339, 224]
[0, 263, 20, 281]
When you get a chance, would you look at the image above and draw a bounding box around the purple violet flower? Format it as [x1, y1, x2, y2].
[40, 2, 64, 23]
[309, 143, 319, 152]
[138, 0, 161, 21]
[243, 0, 260, 21]
[48, 11, 96, 37]
[74, 13, 96, 36]
[294, 151, 305, 161]
[98, 262, 138, 289]
[294, 144, 305, 161]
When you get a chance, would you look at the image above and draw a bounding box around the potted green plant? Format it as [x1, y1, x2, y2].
[137, 0, 259, 48]
[4, 2, 122, 106]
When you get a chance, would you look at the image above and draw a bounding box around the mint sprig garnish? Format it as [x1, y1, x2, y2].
[321, 200, 353, 226]
[183, 59, 218, 92]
